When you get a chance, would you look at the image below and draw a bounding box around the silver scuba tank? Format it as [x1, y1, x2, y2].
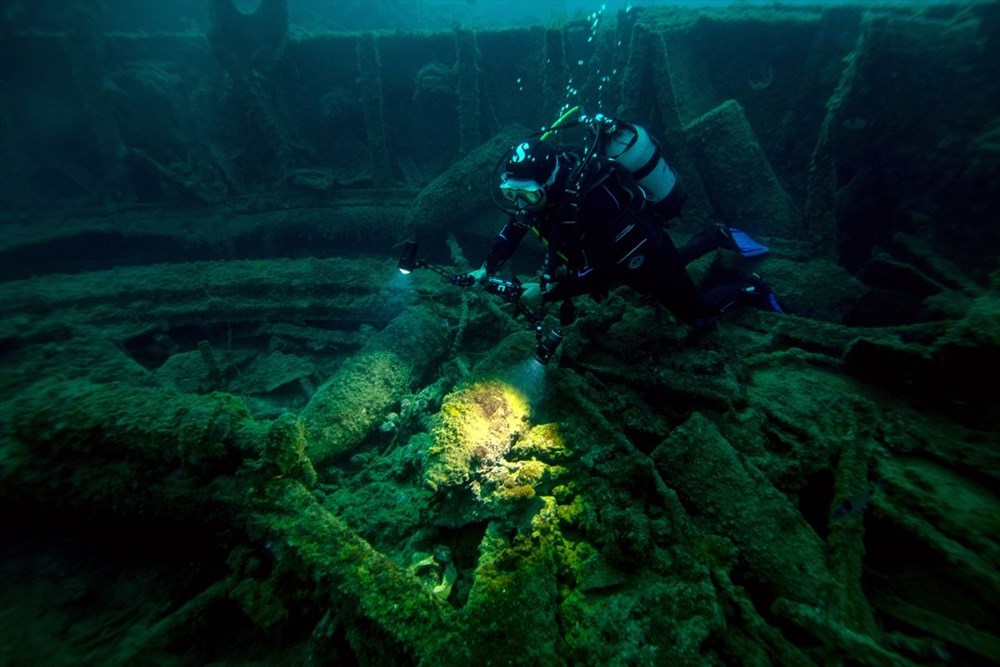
[597, 116, 678, 206]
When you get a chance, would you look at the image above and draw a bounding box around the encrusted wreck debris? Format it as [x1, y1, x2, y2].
[1, 1, 998, 665]
[2, 248, 997, 664]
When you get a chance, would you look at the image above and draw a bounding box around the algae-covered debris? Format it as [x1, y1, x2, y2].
[423, 380, 532, 492]
[300, 306, 450, 465]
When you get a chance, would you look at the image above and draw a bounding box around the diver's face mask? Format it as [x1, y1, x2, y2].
[499, 158, 561, 211]
[500, 177, 547, 209]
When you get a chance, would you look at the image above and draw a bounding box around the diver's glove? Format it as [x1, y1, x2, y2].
[464, 267, 487, 285]
[519, 282, 544, 309]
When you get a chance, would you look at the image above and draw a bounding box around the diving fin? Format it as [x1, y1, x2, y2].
[728, 227, 770, 257]
[743, 273, 784, 313]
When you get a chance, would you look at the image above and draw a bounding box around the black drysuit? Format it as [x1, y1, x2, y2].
[484, 157, 743, 325]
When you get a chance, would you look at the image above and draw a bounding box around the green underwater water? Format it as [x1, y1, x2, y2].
[1, 1, 999, 665]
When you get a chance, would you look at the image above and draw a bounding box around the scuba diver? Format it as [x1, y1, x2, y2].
[464, 111, 783, 330]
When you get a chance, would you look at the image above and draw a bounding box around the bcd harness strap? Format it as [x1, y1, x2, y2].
[533, 163, 648, 271]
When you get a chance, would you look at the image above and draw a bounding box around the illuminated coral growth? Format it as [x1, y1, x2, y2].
[423, 380, 531, 492]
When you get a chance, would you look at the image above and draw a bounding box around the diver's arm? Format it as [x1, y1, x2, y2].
[483, 219, 530, 274]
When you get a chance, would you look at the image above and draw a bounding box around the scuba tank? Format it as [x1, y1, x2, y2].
[553, 107, 682, 217]
[597, 117, 678, 207]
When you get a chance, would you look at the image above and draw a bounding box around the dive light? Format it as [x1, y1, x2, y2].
[534, 327, 563, 366]
[398, 240, 420, 274]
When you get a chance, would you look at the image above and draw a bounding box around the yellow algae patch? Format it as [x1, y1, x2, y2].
[510, 421, 570, 462]
[424, 380, 531, 491]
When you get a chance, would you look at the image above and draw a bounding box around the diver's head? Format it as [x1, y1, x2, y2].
[499, 138, 560, 211]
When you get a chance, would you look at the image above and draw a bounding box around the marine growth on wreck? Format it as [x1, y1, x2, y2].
[1, 1, 998, 665]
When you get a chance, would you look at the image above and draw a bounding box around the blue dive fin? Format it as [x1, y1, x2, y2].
[744, 273, 785, 314]
[729, 228, 770, 257]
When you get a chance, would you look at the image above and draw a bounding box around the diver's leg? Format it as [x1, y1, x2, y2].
[702, 273, 784, 315]
[677, 224, 770, 266]
[625, 228, 713, 325]
[676, 227, 726, 267]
